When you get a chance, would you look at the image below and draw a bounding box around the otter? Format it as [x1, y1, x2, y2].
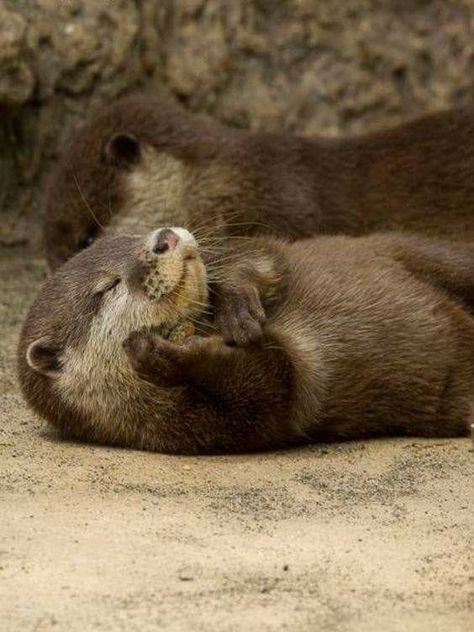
[18, 228, 474, 454]
[44, 95, 474, 271]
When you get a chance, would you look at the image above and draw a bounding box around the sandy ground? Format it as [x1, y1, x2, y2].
[0, 245, 473, 632]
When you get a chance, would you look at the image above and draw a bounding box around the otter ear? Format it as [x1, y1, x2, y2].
[103, 132, 141, 168]
[26, 338, 61, 377]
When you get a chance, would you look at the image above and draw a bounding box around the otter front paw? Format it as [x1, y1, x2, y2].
[214, 282, 266, 347]
[123, 330, 187, 386]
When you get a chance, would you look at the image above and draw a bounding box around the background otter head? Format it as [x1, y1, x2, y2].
[43, 95, 248, 270]
[44, 94, 323, 271]
[18, 227, 207, 447]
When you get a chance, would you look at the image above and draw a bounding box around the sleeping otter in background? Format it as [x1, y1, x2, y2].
[44, 95, 474, 270]
[18, 228, 474, 454]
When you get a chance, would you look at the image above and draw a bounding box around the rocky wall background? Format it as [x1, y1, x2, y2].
[2, 0, 474, 249]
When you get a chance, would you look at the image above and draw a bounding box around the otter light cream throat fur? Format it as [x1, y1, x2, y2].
[18, 229, 474, 454]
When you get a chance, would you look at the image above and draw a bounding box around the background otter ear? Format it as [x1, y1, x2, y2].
[26, 338, 61, 377]
[103, 132, 140, 168]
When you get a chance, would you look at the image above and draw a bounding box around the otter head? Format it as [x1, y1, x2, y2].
[18, 227, 207, 448]
[44, 95, 241, 270]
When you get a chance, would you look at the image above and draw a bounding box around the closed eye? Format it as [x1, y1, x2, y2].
[103, 278, 121, 293]
[95, 278, 121, 295]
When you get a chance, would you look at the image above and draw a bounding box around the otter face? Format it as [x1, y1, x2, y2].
[43, 96, 231, 271]
[44, 137, 191, 271]
[19, 227, 207, 436]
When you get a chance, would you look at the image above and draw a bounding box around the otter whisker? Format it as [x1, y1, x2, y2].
[72, 171, 105, 231]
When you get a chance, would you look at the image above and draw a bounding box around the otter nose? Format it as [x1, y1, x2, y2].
[152, 228, 179, 254]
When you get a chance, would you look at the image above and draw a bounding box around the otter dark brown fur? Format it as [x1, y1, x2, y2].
[44, 95, 474, 270]
[18, 229, 474, 454]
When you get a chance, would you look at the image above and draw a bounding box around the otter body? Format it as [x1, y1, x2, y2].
[44, 96, 474, 270]
[18, 230, 474, 454]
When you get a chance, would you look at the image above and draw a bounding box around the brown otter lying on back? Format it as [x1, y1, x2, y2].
[18, 228, 474, 454]
[44, 95, 474, 270]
